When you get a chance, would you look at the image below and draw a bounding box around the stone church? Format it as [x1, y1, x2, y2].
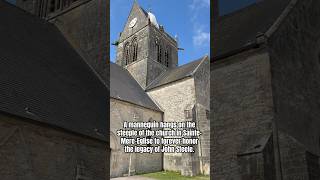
[0, 0, 108, 179]
[211, 0, 320, 179]
[110, 1, 210, 178]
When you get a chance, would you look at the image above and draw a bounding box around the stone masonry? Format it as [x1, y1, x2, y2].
[211, 0, 320, 179]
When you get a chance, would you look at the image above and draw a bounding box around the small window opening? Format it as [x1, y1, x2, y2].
[156, 40, 162, 63]
[206, 110, 209, 119]
[184, 110, 192, 119]
[165, 47, 169, 67]
[124, 42, 130, 65]
[49, 0, 56, 12]
[132, 38, 138, 62]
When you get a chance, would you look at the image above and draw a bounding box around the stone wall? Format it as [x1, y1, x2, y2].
[194, 103, 210, 175]
[147, 78, 196, 172]
[268, 0, 320, 178]
[148, 25, 178, 68]
[0, 112, 107, 180]
[126, 59, 148, 89]
[194, 58, 210, 175]
[118, 2, 149, 43]
[50, 0, 108, 83]
[116, 27, 149, 65]
[278, 131, 309, 179]
[147, 59, 168, 86]
[211, 49, 275, 179]
[194, 57, 210, 109]
[110, 98, 163, 178]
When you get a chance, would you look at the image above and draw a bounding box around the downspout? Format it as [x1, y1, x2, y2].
[257, 32, 283, 180]
[194, 104, 204, 174]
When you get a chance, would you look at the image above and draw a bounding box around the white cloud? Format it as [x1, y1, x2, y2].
[189, 0, 210, 11]
[193, 28, 210, 47]
[189, 0, 210, 48]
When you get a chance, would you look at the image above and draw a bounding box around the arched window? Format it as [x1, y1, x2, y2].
[156, 39, 162, 63]
[124, 42, 130, 65]
[164, 47, 170, 67]
[49, 0, 56, 12]
[131, 38, 138, 62]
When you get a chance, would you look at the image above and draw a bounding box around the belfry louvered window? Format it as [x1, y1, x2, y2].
[131, 38, 138, 62]
[124, 42, 130, 65]
[48, 0, 80, 13]
[49, 0, 56, 12]
[164, 47, 169, 67]
[156, 39, 162, 63]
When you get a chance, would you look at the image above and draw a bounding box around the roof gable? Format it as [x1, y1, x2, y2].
[119, 1, 149, 41]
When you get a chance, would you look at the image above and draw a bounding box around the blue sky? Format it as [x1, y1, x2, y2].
[5, 0, 16, 4]
[220, 0, 257, 15]
[110, 0, 210, 65]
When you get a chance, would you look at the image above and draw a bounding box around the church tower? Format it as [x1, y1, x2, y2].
[115, 1, 178, 89]
[16, 0, 89, 19]
[15, 0, 108, 83]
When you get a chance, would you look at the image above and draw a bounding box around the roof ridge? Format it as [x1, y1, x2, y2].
[191, 55, 209, 75]
[265, 0, 298, 38]
[145, 68, 169, 90]
[146, 58, 204, 90]
[146, 56, 206, 90]
[67, 38, 109, 90]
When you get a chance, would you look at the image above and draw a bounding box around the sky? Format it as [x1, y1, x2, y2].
[5, 0, 16, 4]
[110, 0, 210, 65]
[219, 0, 257, 15]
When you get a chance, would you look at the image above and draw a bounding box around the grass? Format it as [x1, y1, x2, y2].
[141, 171, 209, 180]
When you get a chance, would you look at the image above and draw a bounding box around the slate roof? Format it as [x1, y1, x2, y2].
[110, 63, 161, 111]
[213, 0, 291, 58]
[146, 56, 208, 90]
[0, 1, 108, 141]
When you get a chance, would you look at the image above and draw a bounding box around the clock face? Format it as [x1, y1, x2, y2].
[129, 17, 137, 28]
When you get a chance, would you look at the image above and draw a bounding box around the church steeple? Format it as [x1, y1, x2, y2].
[115, 1, 178, 89]
[16, 0, 86, 19]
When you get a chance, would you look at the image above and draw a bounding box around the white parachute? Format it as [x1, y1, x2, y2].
[148, 12, 159, 29]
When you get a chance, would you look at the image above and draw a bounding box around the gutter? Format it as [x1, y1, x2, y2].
[213, 32, 267, 62]
[212, 0, 298, 63]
